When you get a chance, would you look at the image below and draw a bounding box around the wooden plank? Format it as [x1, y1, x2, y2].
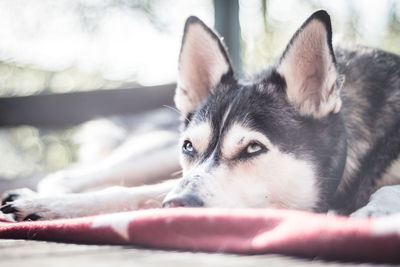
[0, 84, 176, 128]
[1, 239, 386, 267]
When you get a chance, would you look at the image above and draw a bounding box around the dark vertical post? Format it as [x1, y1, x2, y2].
[214, 0, 242, 76]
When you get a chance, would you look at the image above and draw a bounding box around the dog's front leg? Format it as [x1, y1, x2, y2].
[0, 179, 179, 221]
[37, 132, 180, 195]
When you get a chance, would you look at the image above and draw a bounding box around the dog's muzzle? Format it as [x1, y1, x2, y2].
[162, 194, 204, 208]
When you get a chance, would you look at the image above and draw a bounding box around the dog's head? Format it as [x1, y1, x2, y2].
[163, 10, 347, 212]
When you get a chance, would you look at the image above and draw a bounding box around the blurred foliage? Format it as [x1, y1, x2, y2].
[383, 6, 400, 53]
[0, 0, 213, 97]
[240, 0, 400, 74]
[0, 62, 125, 97]
[0, 126, 78, 179]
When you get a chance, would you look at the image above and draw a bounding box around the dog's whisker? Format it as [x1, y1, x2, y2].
[162, 105, 180, 115]
[170, 170, 183, 178]
[162, 105, 191, 124]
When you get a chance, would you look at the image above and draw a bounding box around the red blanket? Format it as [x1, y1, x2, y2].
[1, 208, 399, 262]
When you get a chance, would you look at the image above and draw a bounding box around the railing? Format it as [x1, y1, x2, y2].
[0, 84, 176, 128]
[0, 0, 240, 128]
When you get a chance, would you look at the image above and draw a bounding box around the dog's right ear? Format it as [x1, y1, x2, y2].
[175, 16, 233, 115]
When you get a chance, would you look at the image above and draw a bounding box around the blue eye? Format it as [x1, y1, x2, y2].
[182, 140, 194, 153]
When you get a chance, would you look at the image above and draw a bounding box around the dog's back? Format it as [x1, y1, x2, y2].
[333, 46, 400, 213]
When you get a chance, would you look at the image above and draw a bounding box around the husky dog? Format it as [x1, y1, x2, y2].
[1, 10, 400, 221]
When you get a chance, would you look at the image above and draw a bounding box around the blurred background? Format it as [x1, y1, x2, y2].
[0, 0, 399, 181]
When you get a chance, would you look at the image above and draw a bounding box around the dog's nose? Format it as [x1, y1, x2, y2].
[162, 194, 204, 208]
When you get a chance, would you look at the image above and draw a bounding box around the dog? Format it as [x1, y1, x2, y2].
[1, 10, 400, 221]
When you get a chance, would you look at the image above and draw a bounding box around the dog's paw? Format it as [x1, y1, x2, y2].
[0, 192, 107, 221]
[0, 199, 45, 221]
[0, 196, 82, 221]
[0, 194, 83, 221]
[1, 188, 37, 205]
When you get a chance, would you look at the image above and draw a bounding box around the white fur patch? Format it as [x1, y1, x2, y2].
[175, 22, 230, 114]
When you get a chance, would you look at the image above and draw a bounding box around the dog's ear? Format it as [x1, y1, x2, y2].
[175, 16, 233, 115]
[277, 10, 342, 118]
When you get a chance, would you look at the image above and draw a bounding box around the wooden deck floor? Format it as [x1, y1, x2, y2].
[0, 239, 393, 267]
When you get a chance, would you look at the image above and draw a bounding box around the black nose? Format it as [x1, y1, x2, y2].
[162, 194, 204, 208]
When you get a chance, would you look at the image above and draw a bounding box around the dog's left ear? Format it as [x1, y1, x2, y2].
[277, 10, 342, 118]
[175, 16, 233, 115]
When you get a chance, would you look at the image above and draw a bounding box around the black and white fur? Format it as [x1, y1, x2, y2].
[1, 10, 400, 221]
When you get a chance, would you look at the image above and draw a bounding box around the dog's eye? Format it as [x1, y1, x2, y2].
[182, 140, 194, 153]
[246, 142, 262, 154]
[235, 142, 266, 161]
